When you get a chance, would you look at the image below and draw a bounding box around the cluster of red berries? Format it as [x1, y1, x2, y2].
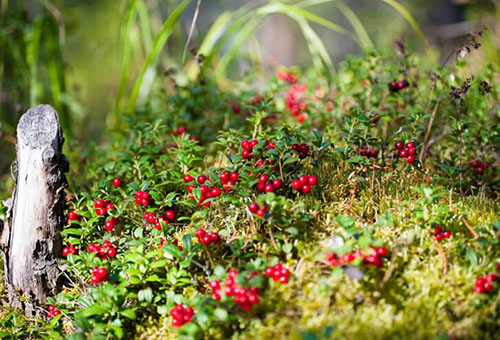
[209, 270, 260, 311]
[143, 210, 175, 230]
[248, 202, 267, 218]
[169, 304, 194, 328]
[67, 210, 81, 223]
[104, 217, 120, 231]
[185, 174, 224, 208]
[47, 305, 61, 319]
[255, 174, 282, 193]
[474, 266, 500, 294]
[389, 79, 409, 92]
[134, 191, 152, 206]
[395, 140, 416, 163]
[88, 240, 117, 259]
[219, 171, 239, 192]
[326, 246, 389, 268]
[170, 305, 194, 327]
[112, 177, 121, 187]
[276, 70, 297, 84]
[240, 139, 260, 159]
[469, 159, 490, 175]
[285, 83, 308, 123]
[195, 228, 220, 246]
[93, 199, 114, 216]
[360, 147, 379, 159]
[264, 263, 290, 284]
[432, 226, 451, 241]
[62, 243, 77, 257]
[91, 267, 108, 284]
[291, 143, 310, 158]
[291, 174, 317, 194]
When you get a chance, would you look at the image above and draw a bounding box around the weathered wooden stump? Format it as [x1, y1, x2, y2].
[0, 104, 68, 316]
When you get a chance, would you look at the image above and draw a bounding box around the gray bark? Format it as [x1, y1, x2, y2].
[0, 104, 69, 316]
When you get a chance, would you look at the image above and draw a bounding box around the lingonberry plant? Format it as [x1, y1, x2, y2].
[1, 33, 499, 340]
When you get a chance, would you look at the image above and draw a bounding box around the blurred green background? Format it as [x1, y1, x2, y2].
[0, 0, 499, 186]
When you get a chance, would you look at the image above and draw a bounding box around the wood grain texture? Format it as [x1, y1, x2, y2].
[0, 104, 69, 316]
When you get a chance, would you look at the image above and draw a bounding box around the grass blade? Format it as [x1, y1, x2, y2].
[335, 1, 374, 50]
[114, 0, 138, 122]
[185, 11, 232, 80]
[380, 0, 434, 60]
[127, 0, 191, 112]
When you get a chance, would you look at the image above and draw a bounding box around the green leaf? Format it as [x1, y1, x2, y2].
[120, 309, 136, 319]
[182, 234, 192, 251]
[282, 243, 293, 253]
[127, 0, 191, 110]
[466, 249, 478, 267]
[163, 243, 184, 259]
[214, 308, 228, 321]
[138, 288, 153, 303]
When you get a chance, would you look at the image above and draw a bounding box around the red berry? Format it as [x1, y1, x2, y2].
[97, 267, 108, 278]
[62, 247, 70, 257]
[107, 247, 117, 258]
[301, 184, 311, 194]
[398, 149, 408, 158]
[230, 172, 239, 181]
[241, 140, 251, 150]
[197, 174, 206, 184]
[272, 179, 282, 189]
[164, 210, 175, 220]
[201, 234, 211, 245]
[259, 174, 269, 183]
[476, 167, 484, 175]
[470, 160, 480, 168]
[307, 175, 317, 186]
[395, 141, 404, 150]
[264, 184, 274, 193]
[389, 81, 399, 92]
[376, 247, 388, 257]
[48, 305, 55, 312]
[368, 149, 378, 158]
[241, 150, 251, 159]
[93, 200, 105, 208]
[104, 220, 114, 231]
[209, 232, 220, 243]
[256, 209, 266, 218]
[474, 285, 484, 294]
[248, 203, 259, 213]
[195, 228, 205, 238]
[184, 174, 194, 182]
[483, 282, 493, 291]
[486, 273, 497, 283]
[298, 175, 308, 185]
[112, 177, 121, 187]
[268, 141, 276, 149]
[233, 104, 241, 114]
[91, 275, 100, 285]
[406, 155, 415, 164]
[443, 230, 451, 239]
[434, 226, 443, 235]
[250, 139, 259, 147]
[172, 318, 182, 327]
[52, 309, 61, 316]
[292, 180, 301, 190]
[187, 184, 195, 193]
[220, 172, 229, 183]
[406, 141, 415, 149]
